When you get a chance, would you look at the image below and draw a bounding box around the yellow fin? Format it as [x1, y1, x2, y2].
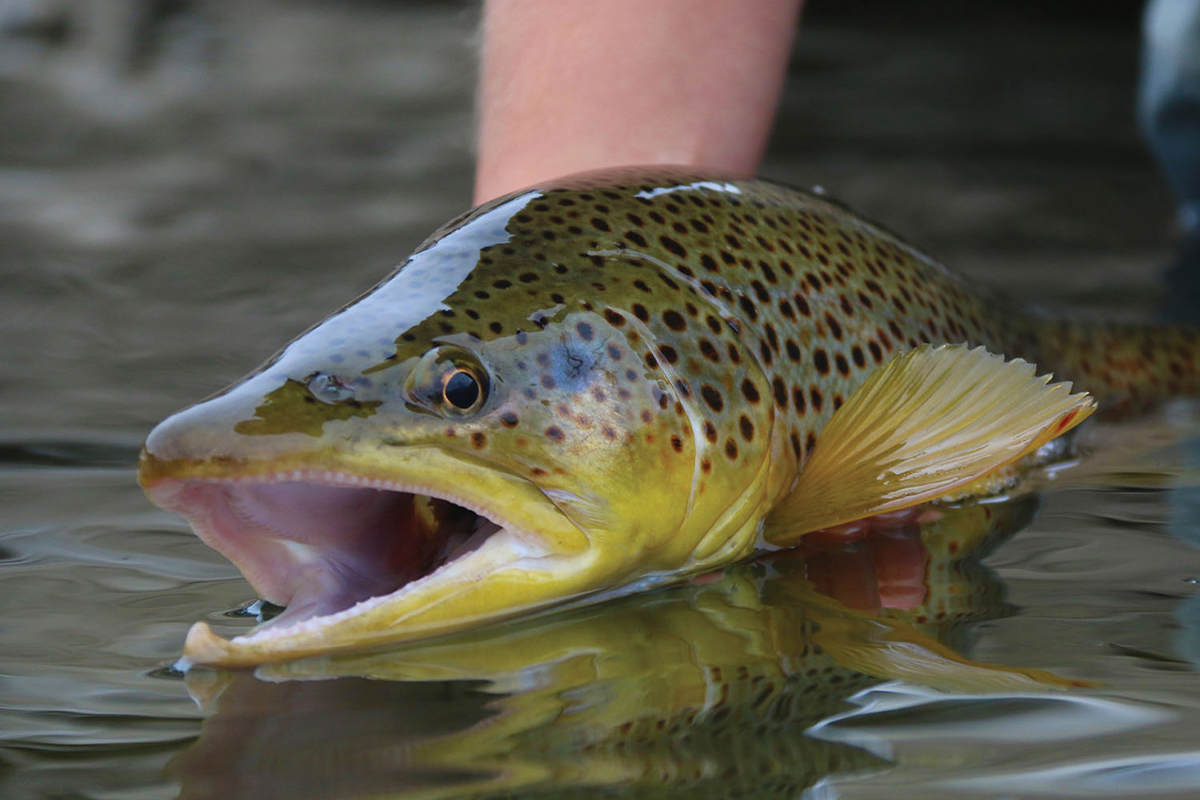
[765, 344, 1095, 545]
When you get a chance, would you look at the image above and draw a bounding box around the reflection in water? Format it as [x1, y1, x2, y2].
[171, 495, 1086, 800]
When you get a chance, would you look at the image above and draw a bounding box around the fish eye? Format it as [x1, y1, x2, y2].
[442, 369, 481, 410]
[405, 346, 490, 416]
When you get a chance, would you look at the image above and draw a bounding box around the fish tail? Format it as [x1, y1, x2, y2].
[1030, 318, 1200, 417]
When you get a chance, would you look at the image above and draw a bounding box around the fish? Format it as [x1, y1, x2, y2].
[139, 168, 1193, 667]
[170, 496, 1082, 800]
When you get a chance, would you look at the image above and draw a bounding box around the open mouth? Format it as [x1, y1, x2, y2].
[148, 474, 509, 632]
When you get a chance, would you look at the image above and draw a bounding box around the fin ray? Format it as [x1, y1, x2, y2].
[765, 344, 1095, 545]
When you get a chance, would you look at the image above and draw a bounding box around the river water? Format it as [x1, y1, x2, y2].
[4, 2, 1200, 799]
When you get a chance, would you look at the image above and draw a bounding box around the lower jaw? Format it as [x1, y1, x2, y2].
[177, 524, 585, 669]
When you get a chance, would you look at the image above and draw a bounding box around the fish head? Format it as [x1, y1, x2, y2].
[140, 180, 779, 665]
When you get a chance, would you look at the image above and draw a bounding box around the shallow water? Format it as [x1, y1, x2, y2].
[4, 2, 1200, 799]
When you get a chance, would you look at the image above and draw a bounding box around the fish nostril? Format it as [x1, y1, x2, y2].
[307, 372, 353, 403]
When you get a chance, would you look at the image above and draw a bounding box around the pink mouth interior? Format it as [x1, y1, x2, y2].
[157, 479, 501, 628]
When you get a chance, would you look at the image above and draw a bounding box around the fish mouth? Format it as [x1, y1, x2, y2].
[146, 472, 533, 634]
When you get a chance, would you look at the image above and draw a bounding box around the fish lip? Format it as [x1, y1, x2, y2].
[144, 468, 553, 637]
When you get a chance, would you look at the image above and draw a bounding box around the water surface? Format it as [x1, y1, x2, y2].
[3, 3, 1199, 798]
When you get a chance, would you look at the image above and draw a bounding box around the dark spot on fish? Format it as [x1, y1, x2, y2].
[813, 349, 829, 375]
[772, 377, 788, 409]
[659, 236, 686, 257]
[741, 379, 760, 404]
[663, 309, 686, 331]
[825, 313, 843, 340]
[700, 384, 724, 412]
[545, 426, 565, 442]
[576, 321, 594, 341]
[792, 386, 807, 414]
[471, 432, 487, 449]
[739, 415, 755, 441]
[500, 412, 519, 427]
[738, 296, 758, 321]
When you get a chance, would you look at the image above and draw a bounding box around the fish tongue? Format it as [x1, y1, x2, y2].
[259, 543, 413, 630]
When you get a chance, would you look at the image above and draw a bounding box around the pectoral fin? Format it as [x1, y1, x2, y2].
[765, 344, 1094, 545]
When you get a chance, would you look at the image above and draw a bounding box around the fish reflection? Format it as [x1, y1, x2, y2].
[170, 495, 1087, 800]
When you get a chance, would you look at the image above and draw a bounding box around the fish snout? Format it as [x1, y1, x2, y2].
[138, 371, 371, 486]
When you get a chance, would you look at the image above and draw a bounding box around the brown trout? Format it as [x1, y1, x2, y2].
[139, 168, 1193, 667]
[171, 498, 1080, 800]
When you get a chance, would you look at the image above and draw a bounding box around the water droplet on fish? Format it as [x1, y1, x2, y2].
[307, 372, 352, 402]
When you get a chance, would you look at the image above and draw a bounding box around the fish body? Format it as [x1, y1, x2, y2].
[140, 169, 1168, 665]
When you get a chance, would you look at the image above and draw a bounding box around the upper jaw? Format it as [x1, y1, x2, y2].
[143, 472, 493, 618]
